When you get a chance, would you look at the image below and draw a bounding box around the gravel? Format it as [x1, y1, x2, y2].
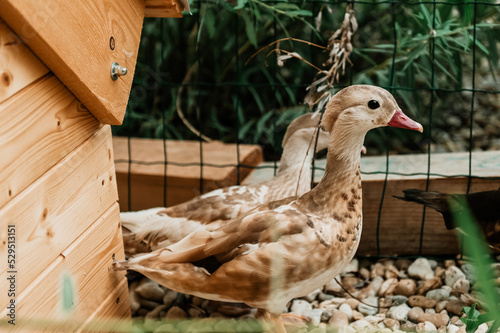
[126, 257, 498, 333]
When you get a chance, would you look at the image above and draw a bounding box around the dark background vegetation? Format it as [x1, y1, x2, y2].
[113, 0, 500, 161]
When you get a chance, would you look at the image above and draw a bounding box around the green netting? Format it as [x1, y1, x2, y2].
[114, 0, 500, 258]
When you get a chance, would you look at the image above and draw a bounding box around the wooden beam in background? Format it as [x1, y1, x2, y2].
[144, 0, 184, 18]
[113, 136, 263, 210]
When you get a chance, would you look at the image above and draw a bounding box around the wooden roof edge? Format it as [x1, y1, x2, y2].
[144, 0, 189, 18]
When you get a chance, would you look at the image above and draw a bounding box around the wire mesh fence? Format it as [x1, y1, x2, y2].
[113, 0, 500, 258]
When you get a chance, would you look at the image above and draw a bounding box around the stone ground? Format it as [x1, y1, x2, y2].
[127, 256, 500, 333]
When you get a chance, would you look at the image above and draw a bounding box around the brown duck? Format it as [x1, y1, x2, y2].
[121, 112, 330, 255]
[112, 85, 423, 332]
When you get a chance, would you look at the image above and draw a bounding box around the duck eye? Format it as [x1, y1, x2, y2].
[368, 100, 380, 109]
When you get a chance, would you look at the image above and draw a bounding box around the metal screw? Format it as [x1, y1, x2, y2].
[111, 62, 127, 80]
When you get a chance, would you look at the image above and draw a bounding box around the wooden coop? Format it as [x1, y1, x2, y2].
[0, 0, 186, 330]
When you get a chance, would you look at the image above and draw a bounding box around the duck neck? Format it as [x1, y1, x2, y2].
[300, 129, 365, 219]
[275, 135, 316, 193]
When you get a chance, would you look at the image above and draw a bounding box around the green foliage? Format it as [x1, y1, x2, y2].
[114, 0, 500, 158]
[450, 198, 500, 333]
[461, 303, 500, 333]
[461, 304, 481, 333]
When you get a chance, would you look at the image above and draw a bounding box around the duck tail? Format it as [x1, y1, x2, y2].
[394, 189, 455, 229]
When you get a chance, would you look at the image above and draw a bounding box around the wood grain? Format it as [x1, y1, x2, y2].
[0, 75, 100, 209]
[145, 0, 183, 18]
[0, 126, 118, 295]
[0, 0, 144, 124]
[359, 177, 500, 256]
[0, 20, 49, 104]
[113, 136, 263, 210]
[0, 204, 128, 331]
[76, 279, 131, 333]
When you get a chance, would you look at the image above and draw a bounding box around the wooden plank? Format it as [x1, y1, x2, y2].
[113, 136, 263, 210]
[354, 151, 500, 255]
[0, 0, 145, 125]
[359, 177, 500, 256]
[0, 20, 49, 104]
[0, 126, 118, 296]
[245, 151, 500, 184]
[0, 75, 100, 209]
[357, 150, 500, 180]
[0, 203, 129, 331]
[145, 0, 183, 18]
[244, 151, 500, 256]
[76, 279, 131, 333]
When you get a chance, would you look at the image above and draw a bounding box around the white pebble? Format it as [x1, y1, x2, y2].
[350, 319, 371, 331]
[364, 314, 385, 325]
[290, 299, 313, 315]
[339, 303, 353, 320]
[416, 321, 437, 333]
[308, 308, 325, 326]
[475, 323, 489, 333]
[461, 263, 477, 285]
[408, 258, 435, 280]
[388, 303, 411, 321]
[331, 297, 347, 305]
[370, 276, 385, 294]
[391, 295, 408, 305]
[343, 258, 359, 273]
[379, 329, 392, 333]
[325, 275, 343, 293]
[304, 289, 322, 302]
[358, 296, 379, 316]
[445, 266, 467, 287]
[426, 286, 451, 302]
[453, 278, 470, 293]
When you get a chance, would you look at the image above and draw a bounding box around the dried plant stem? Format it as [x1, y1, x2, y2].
[304, 3, 358, 111]
[246, 37, 329, 65]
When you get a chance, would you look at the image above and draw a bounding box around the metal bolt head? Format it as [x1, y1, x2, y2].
[111, 62, 127, 80]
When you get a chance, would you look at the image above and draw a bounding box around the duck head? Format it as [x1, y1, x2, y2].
[321, 85, 423, 134]
[320, 85, 422, 162]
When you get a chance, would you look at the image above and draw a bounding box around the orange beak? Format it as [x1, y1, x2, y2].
[388, 109, 423, 133]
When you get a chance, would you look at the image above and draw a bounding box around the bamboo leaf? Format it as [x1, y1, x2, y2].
[241, 11, 258, 47]
[256, 111, 275, 137]
[272, 3, 301, 11]
[474, 38, 490, 55]
[401, 44, 426, 72]
[433, 58, 458, 83]
[234, 0, 248, 10]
